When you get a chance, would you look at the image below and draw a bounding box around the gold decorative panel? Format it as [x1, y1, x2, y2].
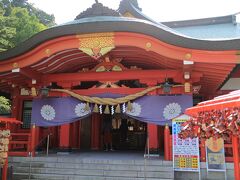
[77, 33, 115, 60]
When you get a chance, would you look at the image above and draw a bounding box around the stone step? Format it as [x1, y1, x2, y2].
[9, 157, 172, 166]
[10, 162, 172, 171]
[9, 154, 174, 180]
[14, 172, 173, 180]
[13, 167, 174, 178]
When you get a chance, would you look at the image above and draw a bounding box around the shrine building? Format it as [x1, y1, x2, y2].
[0, 0, 240, 158]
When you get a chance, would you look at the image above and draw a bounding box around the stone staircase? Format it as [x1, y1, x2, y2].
[8, 152, 174, 180]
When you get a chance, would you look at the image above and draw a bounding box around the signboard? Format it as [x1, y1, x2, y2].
[206, 137, 226, 171]
[172, 114, 200, 172]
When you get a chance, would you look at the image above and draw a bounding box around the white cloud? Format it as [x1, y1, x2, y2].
[28, 0, 240, 24]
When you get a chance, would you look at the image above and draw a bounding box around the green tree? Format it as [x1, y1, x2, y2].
[0, 0, 55, 50]
[0, 96, 11, 114]
[0, 5, 16, 51]
[2, 0, 56, 27]
[9, 7, 46, 45]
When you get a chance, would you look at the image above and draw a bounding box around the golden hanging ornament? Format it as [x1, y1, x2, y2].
[115, 104, 121, 113]
[127, 101, 132, 111]
[93, 104, 99, 113]
[84, 102, 90, 111]
[31, 87, 37, 97]
[104, 105, 110, 114]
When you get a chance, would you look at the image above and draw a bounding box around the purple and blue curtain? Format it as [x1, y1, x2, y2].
[31, 94, 192, 127]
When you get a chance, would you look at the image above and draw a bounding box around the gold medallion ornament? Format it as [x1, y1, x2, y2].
[77, 33, 115, 60]
[45, 49, 51, 57]
[237, 57, 240, 64]
[184, 53, 192, 60]
[236, 51, 240, 64]
[12, 62, 18, 68]
[145, 42, 152, 51]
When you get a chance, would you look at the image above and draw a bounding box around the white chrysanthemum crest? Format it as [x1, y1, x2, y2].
[126, 102, 141, 116]
[163, 102, 182, 120]
[41, 105, 56, 121]
[75, 103, 91, 117]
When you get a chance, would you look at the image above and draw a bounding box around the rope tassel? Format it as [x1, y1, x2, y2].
[84, 102, 90, 111]
[104, 105, 110, 114]
[115, 104, 121, 113]
[127, 101, 132, 112]
[93, 104, 99, 113]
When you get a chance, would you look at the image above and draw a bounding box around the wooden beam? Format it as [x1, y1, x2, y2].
[42, 70, 202, 84]
[18, 68, 41, 82]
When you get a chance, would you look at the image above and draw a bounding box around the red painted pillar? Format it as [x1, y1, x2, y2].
[30, 124, 36, 157]
[70, 122, 78, 149]
[34, 127, 40, 151]
[2, 158, 8, 180]
[58, 85, 71, 151]
[11, 88, 20, 119]
[164, 124, 170, 160]
[232, 135, 240, 180]
[59, 124, 70, 150]
[169, 135, 173, 160]
[91, 114, 100, 150]
[158, 126, 164, 152]
[148, 123, 158, 153]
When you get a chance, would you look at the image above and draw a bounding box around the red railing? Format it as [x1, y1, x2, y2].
[9, 133, 31, 157]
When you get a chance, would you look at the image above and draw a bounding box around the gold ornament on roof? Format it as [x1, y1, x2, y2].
[12, 62, 18, 68]
[77, 32, 115, 60]
[96, 66, 106, 72]
[45, 49, 51, 57]
[145, 42, 152, 51]
[112, 65, 122, 71]
[185, 53, 192, 60]
[236, 51, 240, 63]
[123, 12, 135, 18]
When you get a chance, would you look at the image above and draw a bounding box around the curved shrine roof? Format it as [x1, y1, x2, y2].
[0, 16, 240, 61]
[0, 0, 239, 94]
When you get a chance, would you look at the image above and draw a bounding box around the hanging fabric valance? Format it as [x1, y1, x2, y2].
[51, 85, 183, 113]
[31, 92, 192, 127]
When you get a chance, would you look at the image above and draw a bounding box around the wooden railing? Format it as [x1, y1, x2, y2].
[8, 133, 31, 157]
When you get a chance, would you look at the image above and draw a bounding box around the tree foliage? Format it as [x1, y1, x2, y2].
[0, 96, 11, 114]
[0, 5, 16, 51]
[0, 0, 55, 51]
[10, 7, 46, 45]
[2, 0, 55, 27]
